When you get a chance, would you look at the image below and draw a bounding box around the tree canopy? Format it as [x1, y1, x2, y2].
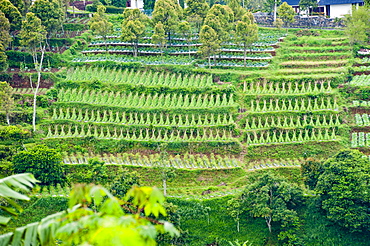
[152, 0, 182, 41]
[29, 0, 64, 36]
[315, 149, 370, 232]
[12, 145, 66, 186]
[0, 0, 21, 31]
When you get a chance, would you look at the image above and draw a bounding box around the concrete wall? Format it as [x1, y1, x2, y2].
[330, 4, 352, 18]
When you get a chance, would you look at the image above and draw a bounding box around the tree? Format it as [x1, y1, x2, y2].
[153, 145, 176, 197]
[184, 0, 209, 31]
[0, 183, 180, 245]
[344, 7, 370, 45]
[152, 21, 167, 55]
[0, 10, 11, 71]
[299, 0, 317, 16]
[0, 0, 21, 31]
[0, 173, 38, 226]
[178, 21, 192, 58]
[277, 2, 295, 29]
[199, 24, 221, 68]
[19, 12, 47, 132]
[12, 145, 66, 187]
[152, 0, 182, 42]
[110, 168, 140, 198]
[89, 5, 113, 52]
[240, 172, 303, 244]
[301, 157, 324, 189]
[0, 82, 15, 125]
[236, 13, 258, 67]
[227, 198, 243, 232]
[29, 0, 64, 38]
[264, 0, 282, 21]
[121, 8, 147, 57]
[315, 150, 370, 232]
[9, 0, 23, 13]
[227, 0, 246, 21]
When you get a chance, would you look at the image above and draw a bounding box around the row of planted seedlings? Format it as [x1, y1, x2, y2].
[247, 158, 304, 170]
[43, 124, 235, 142]
[51, 108, 235, 127]
[238, 78, 342, 146]
[83, 29, 284, 67]
[243, 127, 337, 145]
[275, 35, 351, 74]
[62, 152, 240, 169]
[48, 67, 239, 144]
[64, 66, 215, 89]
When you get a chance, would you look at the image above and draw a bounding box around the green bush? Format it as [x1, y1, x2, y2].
[12, 145, 66, 186]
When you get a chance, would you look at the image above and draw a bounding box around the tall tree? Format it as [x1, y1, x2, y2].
[153, 144, 176, 197]
[315, 150, 370, 232]
[89, 5, 113, 52]
[199, 24, 221, 68]
[240, 172, 303, 243]
[344, 7, 370, 45]
[184, 0, 209, 31]
[235, 12, 258, 67]
[227, 0, 246, 21]
[204, 4, 234, 43]
[0, 82, 15, 125]
[178, 21, 192, 58]
[0, 10, 11, 71]
[0, 0, 22, 31]
[121, 8, 148, 57]
[152, 21, 167, 55]
[29, 0, 64, 38]
[19, 12, 47, 132]
[277, 2, 295, 29]
[152, 0, 182, 42]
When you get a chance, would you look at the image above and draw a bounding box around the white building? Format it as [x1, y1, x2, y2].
[126, 0, 144, 9]
[285, 0, 365, 18]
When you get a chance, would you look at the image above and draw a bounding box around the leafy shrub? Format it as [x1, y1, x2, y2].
[12, 145, 66, 186]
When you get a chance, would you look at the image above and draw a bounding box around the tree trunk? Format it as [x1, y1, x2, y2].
[244, 45, 247, 67]
[237, 215, 240, 232]
[6, 112, 10, 125]
[31, 45, 45, 132]
[163, 178, 167, 196]
[208, 56, 211, 69]
[265, 216, 272, 232]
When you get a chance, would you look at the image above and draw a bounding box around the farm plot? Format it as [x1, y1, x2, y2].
[62, 152, 240, 169]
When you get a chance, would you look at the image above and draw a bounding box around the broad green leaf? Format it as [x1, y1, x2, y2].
[23, 223, 38, 246]
[0, 233, 12, 246]
[0, 216, 10, 226]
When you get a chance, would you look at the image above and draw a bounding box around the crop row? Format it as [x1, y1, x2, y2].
[249, 98, 339, 112]
[12, 88, 48, 95]
[198, 60, 269, 68]
[353, 101, 370, 107]
[349, 74, 370, 86]
[65, 66, 213, 88]
[58, 89, 236, 109]
[245, 128, 337, 145]
[45, 124, 235, 142]
[244, 114, 341, 130]
[51, 108, 235, 127]
[351, 132, 370, 148]
[63, 153, 239, 169]
[248, 159, 302, 170]
[354, 114, 370, 126]
[243, 81, 332, 94]
[72, 55, 193, 66]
